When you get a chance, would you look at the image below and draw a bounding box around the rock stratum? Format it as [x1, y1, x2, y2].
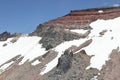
[0, 6, 120, 80]
[41, 6, 120, 29]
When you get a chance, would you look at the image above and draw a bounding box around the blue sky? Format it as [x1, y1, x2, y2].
[0, 0, 120, 33]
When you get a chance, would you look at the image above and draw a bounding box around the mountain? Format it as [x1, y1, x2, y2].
[0, 6, 120, 80]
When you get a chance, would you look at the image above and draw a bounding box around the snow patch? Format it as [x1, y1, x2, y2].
[0, 61, 14, 72]
[90, 76, 98, 80]
[70, 29, 88, 34]
[31, 60, 41, 66]
[84, 17, 120, 70]
[98, 10, 103, 13]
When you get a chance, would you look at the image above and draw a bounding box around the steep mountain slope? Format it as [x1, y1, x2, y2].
[0, 6, 120, 80]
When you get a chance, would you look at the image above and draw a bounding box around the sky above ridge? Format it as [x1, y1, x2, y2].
[0, 0, 120, 33]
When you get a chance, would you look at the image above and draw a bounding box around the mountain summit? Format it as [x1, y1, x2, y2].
[0, 6, 120, 80]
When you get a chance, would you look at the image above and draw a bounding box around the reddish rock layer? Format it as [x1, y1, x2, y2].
[43, 6, 120, 29]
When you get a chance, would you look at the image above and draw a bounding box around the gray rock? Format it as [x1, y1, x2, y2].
[30, 26, 82, 50]
[56, 50, 73, 74]
[41, 50, 99, 80]
[0, 31, 11, 41]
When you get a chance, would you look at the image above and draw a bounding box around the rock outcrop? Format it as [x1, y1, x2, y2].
[98, 48, 120, 80]
[0, 31, 11, 41]
[30, 26, 89, 50]
[56, 50, 73, 74]
[41, 50, 99, 80]
[41, 6, 120, 29]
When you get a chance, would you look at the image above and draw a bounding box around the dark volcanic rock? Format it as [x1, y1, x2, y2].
[0, 31, 11, 41]
[30, 26, 82, 50]
[56, 50, 73, 74]
[41, 50, 99, 80]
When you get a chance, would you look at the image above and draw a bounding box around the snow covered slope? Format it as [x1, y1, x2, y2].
[41, 16, 120, 74]
[0, 36, 46, 71]
[0, 7, 120, 80]
[0, 16, 120, 75]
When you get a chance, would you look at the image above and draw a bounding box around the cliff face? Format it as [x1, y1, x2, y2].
[40, 6, 120, 29]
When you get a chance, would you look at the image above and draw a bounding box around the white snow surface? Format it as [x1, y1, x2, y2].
[70, 29, 88, 34]
[0, 36, 46, 67]
[98, 10, 104, 13]
[31, 60, 41, 66]
[41, 16, 120, 74]
[0, 61, 14, 71]
[90, 76, 98, 80]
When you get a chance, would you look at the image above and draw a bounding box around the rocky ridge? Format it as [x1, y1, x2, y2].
[41, 6, 120, 29]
